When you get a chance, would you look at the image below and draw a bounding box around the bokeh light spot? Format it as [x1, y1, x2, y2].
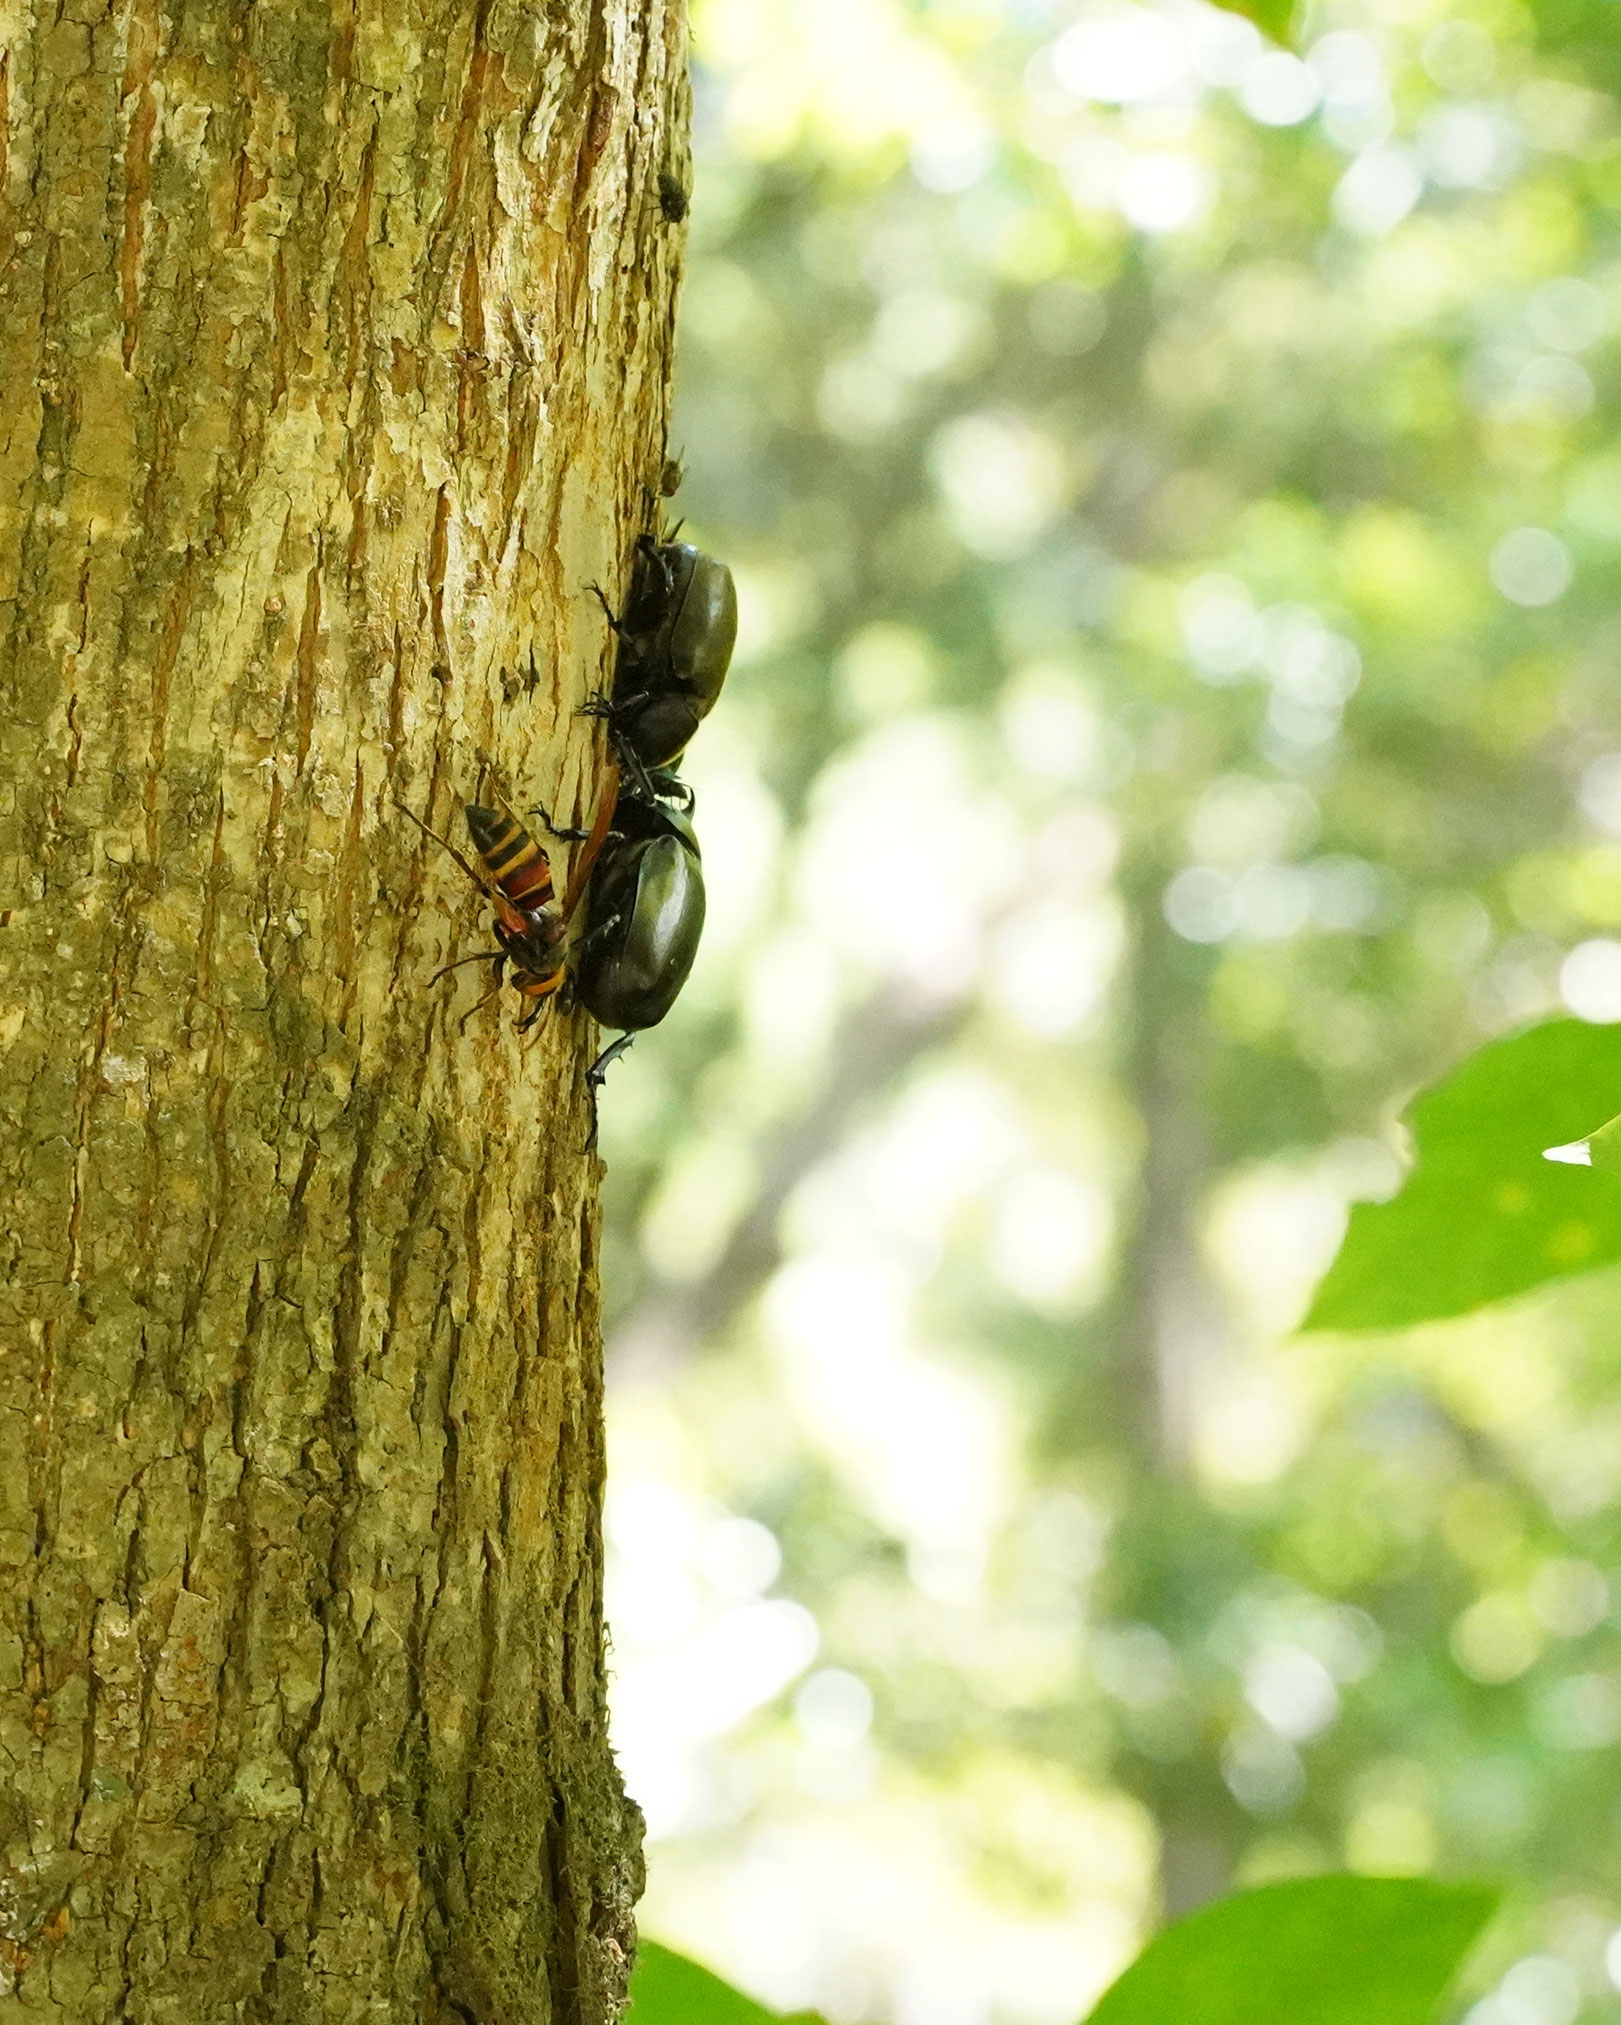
[1490, 526, 1573, 607]
[1239, 52, 1320, 128]
[1333, 145, 1423, 234]
[1559, 938, 1621, 1021]
[1051, 10, 1186, 106]
[1164, 865, 1239, 942]
[1451, 1593, 1544, 1683]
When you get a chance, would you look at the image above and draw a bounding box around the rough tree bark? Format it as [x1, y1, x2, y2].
[0, 0, 685, 2015]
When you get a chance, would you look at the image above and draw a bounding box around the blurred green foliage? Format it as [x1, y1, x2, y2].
[598, 0, 1621, 2018]
[630, 1877, 1494, 2025]
[1224, 2, 1300, 43]
[631, 1942, 826, 2025]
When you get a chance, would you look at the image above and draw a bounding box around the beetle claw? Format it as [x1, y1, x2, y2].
[583, 1031, 636, 1148]
[586, 1032, 636, 1087]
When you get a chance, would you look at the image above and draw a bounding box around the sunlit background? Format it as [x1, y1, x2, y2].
[598, 0, 1621, 2019]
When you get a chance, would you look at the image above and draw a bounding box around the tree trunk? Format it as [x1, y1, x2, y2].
[0, 0, 684, 2014]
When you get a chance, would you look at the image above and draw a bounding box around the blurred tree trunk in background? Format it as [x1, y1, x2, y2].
[0, 0, 685, 2014]
[1112, 870, 1240, 1920]
[1119, 890, 1232, 1480]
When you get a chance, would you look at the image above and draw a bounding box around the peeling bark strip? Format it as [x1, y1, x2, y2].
[0, 0, 689, 2014]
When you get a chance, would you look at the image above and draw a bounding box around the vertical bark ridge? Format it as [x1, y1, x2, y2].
[0, 0, 679, 2013]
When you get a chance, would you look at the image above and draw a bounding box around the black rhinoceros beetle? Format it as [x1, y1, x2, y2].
[574, 780, 706, 1060]
[589, 533, 737, 789]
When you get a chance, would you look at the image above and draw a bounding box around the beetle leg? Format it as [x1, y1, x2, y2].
[578, 694, 654, 785]
[640, 526, 682, 586]
[607, 728, 659, 804]
[582, 1030, 636, 1151]
[573, 908, 624, 957]
[586, 1032, 636, 1087]
[588, 582, 627, 636]
[576, 695, 663, 804]
[578, 694, 653, 793]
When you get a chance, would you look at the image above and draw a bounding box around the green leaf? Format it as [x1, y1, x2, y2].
[1521, 0, 1621, 100]
[1304, 1019, 1621, 1332]
[1086, 1876, 1497, 2025]
[1192, 0, 1621, 99]
[1209, 0, 1297, 43]
[628, 1942, 824, 2025]
[1586, 1107, 1621, 1175]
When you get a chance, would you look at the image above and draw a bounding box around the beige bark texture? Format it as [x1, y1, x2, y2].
[0, 0, 687, 2015]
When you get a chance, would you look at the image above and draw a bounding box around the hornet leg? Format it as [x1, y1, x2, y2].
[456, 954, 508, 1031]
[516, 995, 556, 1035]
[429, 948, 505, 987]
[528, 800, 591, 842]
